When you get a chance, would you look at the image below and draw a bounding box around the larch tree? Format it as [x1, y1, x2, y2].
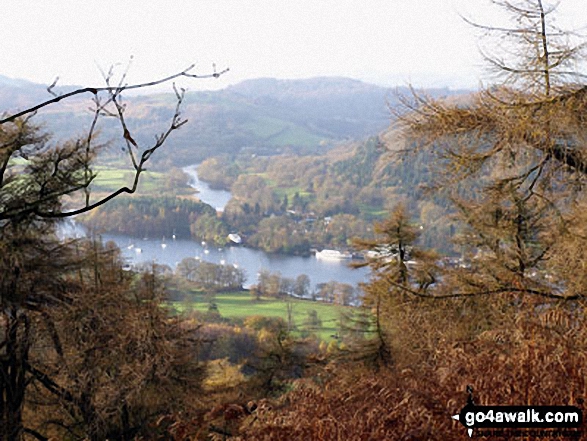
[396, 0, 587, 300]
[352, 204, 438, 367]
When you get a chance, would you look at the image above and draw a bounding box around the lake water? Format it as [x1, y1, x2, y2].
[89, 164, 371, 290]
[183, 164, 232, 211]
[103, 232, 369, 289]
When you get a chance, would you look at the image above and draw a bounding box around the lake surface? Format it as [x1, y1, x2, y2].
[103, 233, 369, 289]
[88, 164, 371, 290]
[183, 164, 232, 211]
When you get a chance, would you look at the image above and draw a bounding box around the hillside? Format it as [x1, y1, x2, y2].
[0, 75, 468, 164]
[193, 129, 457, 255]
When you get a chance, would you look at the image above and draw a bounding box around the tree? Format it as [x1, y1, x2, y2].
[353, 204, 437, 291]
[293, 274, 311, 298]
[1, 65, 227, 222]
[352, 205, 437, 366]
[397, 0, 587, 300]
[257, 269, 282, 298]
[249, 284, 262, 301]
[177, 257, 245, 291]
[280, 277, 295, 297]
[28, 244, 204, 440]
[0, 65, 226, 440]
[315, 282, 335, 303]
[190, 212, 229, 245]
[333, 283, 355, 306]
[302, 309, 322, 334]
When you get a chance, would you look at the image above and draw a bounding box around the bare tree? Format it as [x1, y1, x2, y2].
[0, 64, 228, 222]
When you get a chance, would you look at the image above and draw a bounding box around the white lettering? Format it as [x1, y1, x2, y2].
[466, 412, 474, 426]
[505, 412, 517, 422]
[531, 409, 542, 423]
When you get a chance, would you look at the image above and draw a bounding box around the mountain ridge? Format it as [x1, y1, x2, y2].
[0, 74, 470, 163]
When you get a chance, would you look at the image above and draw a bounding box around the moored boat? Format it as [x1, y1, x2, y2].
[228, 233, 242, 244]
[315, 249, 352, 260]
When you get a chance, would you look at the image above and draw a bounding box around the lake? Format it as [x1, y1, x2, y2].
[90, 164, 371, 290]
[183, 164, 232, 211]
[103, 232, 369, 289]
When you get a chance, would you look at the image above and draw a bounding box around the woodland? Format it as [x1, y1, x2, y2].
[2, 1, 587, 440]
[197, 135, 452, 255]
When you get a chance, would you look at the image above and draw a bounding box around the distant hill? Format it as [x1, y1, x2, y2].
[224, 77, 396, 140]
[0, 74, 41, 89]
[0, 75, 53, 111]
[0, 75, 469, 164]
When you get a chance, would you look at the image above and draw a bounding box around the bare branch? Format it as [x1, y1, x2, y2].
[46, 77, 60, 97]
[0, 62, 224, 223]
[0, 64, 229, 125]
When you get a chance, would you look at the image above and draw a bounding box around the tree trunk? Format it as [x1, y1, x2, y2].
[1, 310, 30, 441]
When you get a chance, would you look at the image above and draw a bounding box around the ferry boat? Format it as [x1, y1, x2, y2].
[315, 249, 352, 260]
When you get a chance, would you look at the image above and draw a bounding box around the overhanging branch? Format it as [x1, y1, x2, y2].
[0, 64, 229, 126]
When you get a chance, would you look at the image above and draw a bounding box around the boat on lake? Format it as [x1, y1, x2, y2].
[315, 249, 352, 260]
[228, 233, 242, 244]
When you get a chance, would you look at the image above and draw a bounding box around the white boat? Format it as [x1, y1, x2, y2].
[228, 233, 242, 244]
[315, 249, 352, 260]
[135, 247, 142, 254]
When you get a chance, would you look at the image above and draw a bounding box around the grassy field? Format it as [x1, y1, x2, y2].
[90, 165, 166, 193]
[357, 203, 389, 220]
[272, 185, 313, 201]
[8, 158, 170, 196]
[242, 116, 325, 147]
[166, 290, 345, 341]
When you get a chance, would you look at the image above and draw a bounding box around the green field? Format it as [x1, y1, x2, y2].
[358, 203, 389, 220]
[242, 116, 325, 147]
[91, 165, 166, 193]
[273, 185, 313, 200]
[166, 290, 345, 341]
[8, 158, 168, 195]
[242, 116, 291, 139]
[242, 173, 312, 201]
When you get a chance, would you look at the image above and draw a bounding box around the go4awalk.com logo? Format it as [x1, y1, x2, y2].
[452, 386, 583, 438]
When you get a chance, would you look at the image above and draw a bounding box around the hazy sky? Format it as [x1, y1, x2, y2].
[1, 0, 584, 91]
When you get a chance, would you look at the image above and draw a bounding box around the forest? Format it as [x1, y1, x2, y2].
[81, 196, 217, 240]
[2, 1, 587, 439]
[78, 132, 448, 255]
[198, 134, 456, 255]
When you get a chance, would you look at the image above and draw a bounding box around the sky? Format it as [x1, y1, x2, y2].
[0, 0, 585, 92]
